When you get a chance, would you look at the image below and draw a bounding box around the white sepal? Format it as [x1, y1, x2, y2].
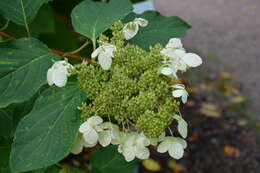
[47, 60, 73, 87]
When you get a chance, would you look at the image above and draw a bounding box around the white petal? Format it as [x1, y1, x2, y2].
[98, 53, 112, 70]
[123, 22, 139, 40]
[79, 122, 89, 133]
[135, 147, 150, 160]
[136, 135, 150, 147]
[166, 38, 183, 49]
[52, 69, 68, 87]
[161, 67, 174, 75]
[172, 84, 185, 89]
[160, 48, 176, 58]
[178, 120, 188, 138]
[172, 89, 184, 98]
[47, 68, 54, 86]
[71, 136, 84, 154]
[83, 140, 97, 148]
[103, 45, 116, 57]
[157, 140, 171, 153]
[98, 131, 112, 147]
[181, 91, 188, 104]
[168, 142, 184, 159]
[123, 146, 136, 162]
[134, 18, 148, 27]
[91, 47, 102, 58]
[174, 49, 186, 57]
[182, 53, 202, 67]
[88, 116, 103, 126]
[175, 138, 187, 149]
[83, 127, 99, 144]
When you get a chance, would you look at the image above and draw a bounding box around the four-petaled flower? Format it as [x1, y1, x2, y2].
[79, 116, 104, 146]
[118, 132, 150, 162]
[160, 38, 202, 77]
[123, 18, 148, 40]
[157, 137, 187, 159]
[171, 84, 189, 104]
[91, 44, 117, 70]
[47, 60, 73, 87]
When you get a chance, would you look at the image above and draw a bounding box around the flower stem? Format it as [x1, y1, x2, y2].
[0, 20, 10, 31]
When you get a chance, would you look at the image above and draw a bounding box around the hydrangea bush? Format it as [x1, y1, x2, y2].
[0, 0, 202, 172]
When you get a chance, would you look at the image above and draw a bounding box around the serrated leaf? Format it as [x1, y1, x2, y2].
[10, 84, 85, 173]
[90, 146, 137, 173]
[0, 38, 60, 108]
[0, 0, 50, 26]
[71, 0, 132, 42]
[124, 11, 191, 50]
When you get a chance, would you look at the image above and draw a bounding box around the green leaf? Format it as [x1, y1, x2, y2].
[0, 5, 55, 38]
[10, 84, 85, 173]
[40, 20, 78, 52]
[0, 109, 13, 138]
[71, 0, 132, 42]
[0, 38, 60, 108]
[90, 146, 138, 173]
[0, 0, 50, 26]
[124, 11, 191, 50]
[0, 146, 11, 173]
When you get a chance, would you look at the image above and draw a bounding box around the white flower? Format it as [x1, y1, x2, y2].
[160, 38, 202, 77]
[79, 116, 103, 145]
[166, 38, 183, 49]
[47, 60, 73, 87]
[171, 84, 189, 104]
[157, 137, 187, 159]
[173, 115, 188, 138]
[117, 132, 150, 162]
[123, 18, 148, 40]
[98, 122, 120, 147]
[91, 44, 116, 70]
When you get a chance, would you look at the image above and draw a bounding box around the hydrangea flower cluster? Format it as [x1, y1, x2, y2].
[47, 18, 202, 161]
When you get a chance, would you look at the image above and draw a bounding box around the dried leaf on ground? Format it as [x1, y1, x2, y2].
[224, 145, 240, 158]
[200, 102, 222, 118]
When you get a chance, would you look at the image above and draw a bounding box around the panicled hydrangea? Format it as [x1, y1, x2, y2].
[47, 20, 202, 161]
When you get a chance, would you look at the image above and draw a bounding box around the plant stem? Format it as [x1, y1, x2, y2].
[0, 31, 99, 65]
[25, 23, 31, 37]
[64, 41, 89, 55]
[0, 20, 10, 31]
[0, 31, 15, 39]
[49, 49, 99, 66]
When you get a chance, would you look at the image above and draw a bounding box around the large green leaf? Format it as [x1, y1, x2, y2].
[0, 38, 60, 108]
[10, 84, 85, 173]
[0, 5, 55, 38]
[0, 146, 11, 173]
[90, 146, 138, 173]
[124, 11, 191, 50]
[0, 0, 50, 26]
[0, 109, 13, 139]
[71, 0, 132, 42]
